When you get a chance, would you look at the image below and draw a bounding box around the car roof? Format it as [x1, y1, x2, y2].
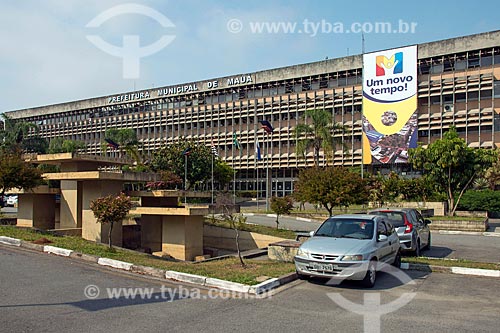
[328, 214, 380, 221]
[368, 208, 414, 213]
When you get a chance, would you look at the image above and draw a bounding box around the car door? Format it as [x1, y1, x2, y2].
[415, 210, 430, 247]
[375, 220, 393, 264]
[385, 221, 400, 255]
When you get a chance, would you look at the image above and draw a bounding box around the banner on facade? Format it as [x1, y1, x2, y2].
[362, 45, 418, 164]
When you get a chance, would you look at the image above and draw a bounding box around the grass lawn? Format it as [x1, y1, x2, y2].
[403, 257, 500, 271]
[0, 226, 295, 285]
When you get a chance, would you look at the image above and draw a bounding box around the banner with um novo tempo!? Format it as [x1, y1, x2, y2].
[362, 45, 418, 164]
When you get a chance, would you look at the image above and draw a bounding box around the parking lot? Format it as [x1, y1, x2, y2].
[1, 244, 500, 332]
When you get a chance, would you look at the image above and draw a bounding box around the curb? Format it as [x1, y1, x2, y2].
[438, 230, 500, 237]
[43, 245, 73, 257]
[400, 262, 500, 277]
[165, 271, 207, 286]
[0, 236, 294, 295]
[0, 236, 21, 246]
[97, 258, 134, 271]
[205, 277, 250, 293]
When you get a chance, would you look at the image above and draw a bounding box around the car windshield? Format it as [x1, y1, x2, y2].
[315, 219, 374, 240]
[369, 211, 406, 227]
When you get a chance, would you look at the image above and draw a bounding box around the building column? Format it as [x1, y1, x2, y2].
[160, 215, 203, 261]
[81, 180, 124, 247]
[17, 194, 55, 230]
[60, 180, 82, 229]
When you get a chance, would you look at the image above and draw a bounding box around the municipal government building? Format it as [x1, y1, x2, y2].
[5, 30, 500, 197]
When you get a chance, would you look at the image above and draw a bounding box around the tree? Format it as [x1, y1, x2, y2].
[104, 128, 141, 163]
[89, 193, 133, 249]
[48, 137, 86, 153]
[294, 109, 346, 166]
[0, 150, 44, 198]
[270, 196, 294, 229]
[215, 192, 246, 267]
[409, 127, 497, 215]
[151, 140, 234, 190]
[294, 166, 368, 216]
[214, 159, 234, 189]
[0, 114, 48, 153]
[484, 149, 500, 190]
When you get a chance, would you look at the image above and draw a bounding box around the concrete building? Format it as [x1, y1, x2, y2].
[5, 30, 500, 196]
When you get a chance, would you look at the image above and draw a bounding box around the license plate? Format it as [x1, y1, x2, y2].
[312, 263, 337, 271]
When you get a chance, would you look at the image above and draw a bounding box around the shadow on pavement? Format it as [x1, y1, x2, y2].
[420, 246, 453, 259]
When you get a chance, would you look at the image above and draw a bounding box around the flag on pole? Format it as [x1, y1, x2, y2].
[181, 147, 192, 156]
[259, 120, 274, 134]
[255, 138, 262, 161]
[105, 138, 119, 149]
[211, 141, 219, 157]
[233, 133, 241, 150]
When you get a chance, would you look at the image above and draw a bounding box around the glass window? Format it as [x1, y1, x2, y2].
[494, 81, 500, 98]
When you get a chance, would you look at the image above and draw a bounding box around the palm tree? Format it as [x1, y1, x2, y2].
[294, 109, 347, 166]
[104, 128, 142, 163]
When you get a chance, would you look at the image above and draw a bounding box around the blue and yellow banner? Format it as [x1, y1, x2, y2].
[362, 45, 418, 164]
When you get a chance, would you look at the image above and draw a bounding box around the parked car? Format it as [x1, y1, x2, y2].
[368, 208, 431, 256]
[294, 214, 401, 288]
[6, 195, 18, 207]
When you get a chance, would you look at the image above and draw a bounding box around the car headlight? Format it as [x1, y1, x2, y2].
[297, 248, 310, 257]
[341, 255, 364, 261]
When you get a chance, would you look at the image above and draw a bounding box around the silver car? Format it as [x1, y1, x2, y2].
[368, 208, 431, 256]
[294, 214, 401, 287]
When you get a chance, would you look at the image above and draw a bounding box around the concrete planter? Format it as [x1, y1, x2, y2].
[268, 240, 301, 262]
[429, 218, 489, 232]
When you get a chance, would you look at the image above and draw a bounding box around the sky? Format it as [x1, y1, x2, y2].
[1, 0, 499, 113]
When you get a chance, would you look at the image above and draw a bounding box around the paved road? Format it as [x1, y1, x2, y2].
[245, 214, 500, 263]
[1, 245, 500, 332]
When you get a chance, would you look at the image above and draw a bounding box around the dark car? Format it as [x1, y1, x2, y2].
[368, 208, 431, 256]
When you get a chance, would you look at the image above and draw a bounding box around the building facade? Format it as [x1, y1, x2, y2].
[6, 30, 500, 196]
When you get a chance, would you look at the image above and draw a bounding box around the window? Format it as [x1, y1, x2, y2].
[377, 220, 388, 236]
[494, 81, 500, 98]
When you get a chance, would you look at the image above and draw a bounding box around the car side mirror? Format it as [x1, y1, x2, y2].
[424, 219, 432, 225]
[309, 231, 315, 237]
[377, 234, 388, 242]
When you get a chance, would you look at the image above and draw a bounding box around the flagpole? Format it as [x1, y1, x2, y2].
[361, 33, 365, 179]
[256, 139, 259, 212]
[265, 130, 269, 212]
[211, 153, 214, 205]
[184, 153, 187, 205]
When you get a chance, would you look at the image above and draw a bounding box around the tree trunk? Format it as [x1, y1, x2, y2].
[324, 203, 333, 216]
[276, 214, 279, 229]
[234, 227, 245, 268]
[108, 222, 114, 249]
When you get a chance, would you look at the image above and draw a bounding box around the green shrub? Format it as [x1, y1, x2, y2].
[238, 190, 257, 198]
[457, 190, 500, 212]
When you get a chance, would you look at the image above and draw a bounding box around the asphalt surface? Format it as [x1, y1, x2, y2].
[245, 214, 500, 263]
[1, 244, 500, 332]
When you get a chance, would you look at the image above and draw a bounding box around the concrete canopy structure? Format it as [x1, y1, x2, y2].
[17, 153, 210, 261]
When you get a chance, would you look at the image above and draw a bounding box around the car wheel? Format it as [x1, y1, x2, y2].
[414, 240, 421, 257]
[423, 233, 431, 251]
[392, 251, 401, 268]
[361, 261, 377, 288]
